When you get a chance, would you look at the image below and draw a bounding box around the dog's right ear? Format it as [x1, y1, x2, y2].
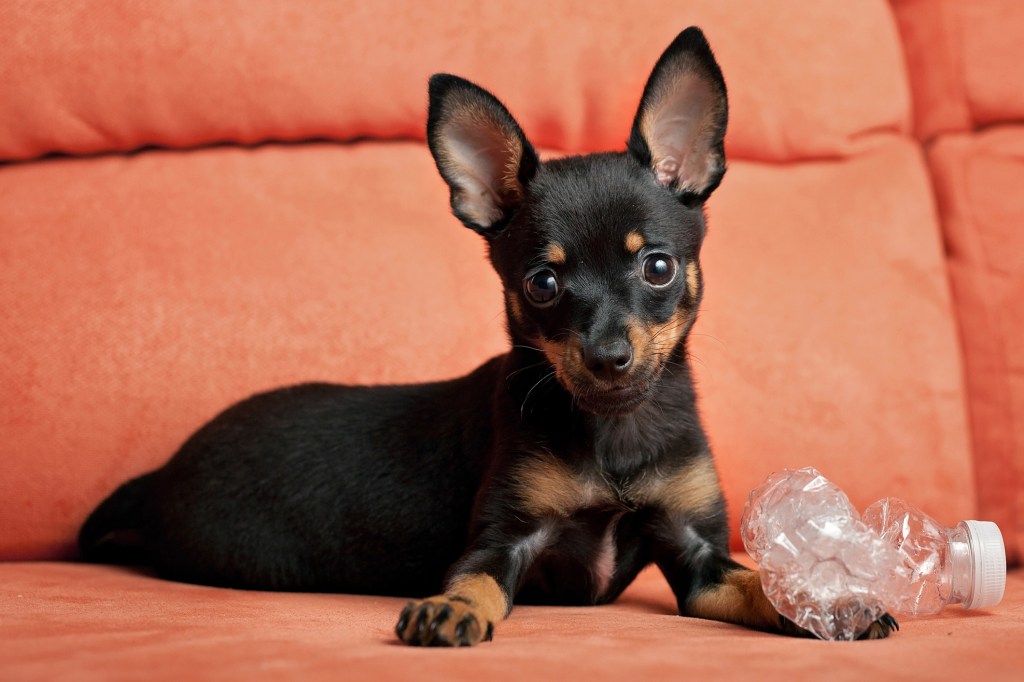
[627, 27, 728, 203]
[427, 75, 539, 236]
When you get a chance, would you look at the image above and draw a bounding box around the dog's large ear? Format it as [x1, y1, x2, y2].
[628, 27, 728, 203]
[427, 75, 540, 236]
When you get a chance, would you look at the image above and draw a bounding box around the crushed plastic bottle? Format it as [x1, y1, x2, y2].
[740, 467, 1006, 641]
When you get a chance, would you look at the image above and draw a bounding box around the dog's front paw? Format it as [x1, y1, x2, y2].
[776, 611, 899, 640]
[857, 613, 899, 640]
[395, 597, 495, 647]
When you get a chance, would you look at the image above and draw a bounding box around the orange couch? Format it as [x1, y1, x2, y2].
[1, 1, 1022, 679]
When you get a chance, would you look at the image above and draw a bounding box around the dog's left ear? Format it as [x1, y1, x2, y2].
[427, 74, 540, 236]
[628, 27, 728, 203]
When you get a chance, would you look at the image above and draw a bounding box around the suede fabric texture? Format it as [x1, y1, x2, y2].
[892, 0, 1024, 140]
[927, 128, 1024, 567]
[892, 0, 1024, 564]
[1, 1, 1023, 679]
[0, 139, 973, 560]
[0, 0, 908, 162]
[1, 561, 1022, 682]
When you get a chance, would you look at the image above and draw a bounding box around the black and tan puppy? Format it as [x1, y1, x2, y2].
[79, 27, 896, 645]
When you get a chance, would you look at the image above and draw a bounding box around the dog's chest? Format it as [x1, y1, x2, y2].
[513, 468, 654, 604]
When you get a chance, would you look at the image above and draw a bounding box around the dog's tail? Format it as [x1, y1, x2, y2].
[78, 472, 154, 564]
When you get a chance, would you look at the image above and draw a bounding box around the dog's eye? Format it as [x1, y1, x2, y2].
[642, 254, 677, 288]
[524, 269, 560, 306]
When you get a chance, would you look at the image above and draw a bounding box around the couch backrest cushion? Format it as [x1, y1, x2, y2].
[892, 0, 1024, 140]
[0, 0, 908, 163]
[927, 130, 1024, 565]
[0, 1, 977, 561]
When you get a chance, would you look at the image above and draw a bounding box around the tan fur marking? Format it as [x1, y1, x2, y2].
[545, 243, 567, 265]
[650, 308, 688, 358]
[627, 309, 689, 376]
[687, 569, 781, 630]
[507, 292, 526, 324]
[626, 317, 650, 368]
[633, 454, 722, 516]
[538, 336, 582, 393]
[514, 452, 613, 518]
[625, 231, 646, 254]
[446, 573, 509, 623]
[686, 261, 699, 299]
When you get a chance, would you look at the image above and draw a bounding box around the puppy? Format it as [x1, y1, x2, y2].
[79, 27, 897, 645]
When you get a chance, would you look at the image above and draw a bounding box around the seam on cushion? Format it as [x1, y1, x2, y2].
[938, 139, 1019, 563]
[941, 0, 972, 134]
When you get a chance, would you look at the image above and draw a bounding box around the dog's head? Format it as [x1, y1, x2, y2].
[427, 27, 728, 415]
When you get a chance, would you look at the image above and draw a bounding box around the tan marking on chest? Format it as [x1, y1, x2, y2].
[514, 453, 615, 518]
[631, 455, 722, 516]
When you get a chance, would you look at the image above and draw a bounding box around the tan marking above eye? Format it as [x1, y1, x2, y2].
[625, 231, 646, 254]
[545, 243, 567, 265]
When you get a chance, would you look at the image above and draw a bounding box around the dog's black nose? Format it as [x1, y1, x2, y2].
[582, 340, 633, 381]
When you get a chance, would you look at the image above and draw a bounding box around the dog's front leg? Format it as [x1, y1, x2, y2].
[395, 524, 548, 647]
[649, 509, 793, 633]
[650, 510, 898, 640]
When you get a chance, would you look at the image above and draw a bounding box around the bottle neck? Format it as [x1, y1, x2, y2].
[946, 523, 975, 606]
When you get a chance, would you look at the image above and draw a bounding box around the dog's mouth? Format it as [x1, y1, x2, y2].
[574, 379, 655, 415]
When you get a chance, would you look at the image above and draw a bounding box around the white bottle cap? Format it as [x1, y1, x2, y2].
[961, 520, 1006, 609]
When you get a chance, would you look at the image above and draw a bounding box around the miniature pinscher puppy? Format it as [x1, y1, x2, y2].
[79, 27, 897, 645]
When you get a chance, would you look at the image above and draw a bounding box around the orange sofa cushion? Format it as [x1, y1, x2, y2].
[0, 0, 975, 565]
[0, 138, 973, 559]
[892, 0, 1024, 140]
[0, 0, 908, 162]
[928, 128, 1024, 565]
[1, 561, 1022, 680]
[0, 143, 506, 559]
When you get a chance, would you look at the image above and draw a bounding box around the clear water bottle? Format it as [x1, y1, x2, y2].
[862, 496, 1005, 616]
[740, 467, 1006, 640]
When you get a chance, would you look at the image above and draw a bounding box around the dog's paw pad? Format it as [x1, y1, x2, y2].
[396, 597, 492, 647]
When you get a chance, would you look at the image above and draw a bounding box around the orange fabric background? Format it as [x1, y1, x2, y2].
[0, 0, 907, 162]
[0, 0, 987, 561]
[2, 1, 1023, 679]
[0, 139, 974, 559]
[892, 0, 1024, 140]
[2, 561, 1022, 681]
[927, 129, 1024, 567]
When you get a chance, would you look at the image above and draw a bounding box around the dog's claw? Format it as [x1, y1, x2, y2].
[429, 605, 452, 633]
[455, 615, 472, 646]
[857, 613, 899, 640]
[395, 602, 414, 640]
